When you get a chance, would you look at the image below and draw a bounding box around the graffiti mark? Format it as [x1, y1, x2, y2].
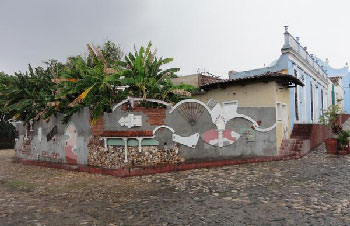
[64, 123, 78, 164]
[40, 151, 62, 162]
[47, 126, 57, 142]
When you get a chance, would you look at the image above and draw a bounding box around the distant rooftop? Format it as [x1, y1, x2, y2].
[316, 58, 349, 77]
[200, 71, 304, 91]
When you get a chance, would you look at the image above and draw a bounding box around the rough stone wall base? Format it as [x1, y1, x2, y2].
[15, 151, 307, 178]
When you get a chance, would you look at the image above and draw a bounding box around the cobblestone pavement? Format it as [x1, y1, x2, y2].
[1, 146, 350, 225]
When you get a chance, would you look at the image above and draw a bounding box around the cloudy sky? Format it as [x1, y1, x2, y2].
[0, 0, 349, 78]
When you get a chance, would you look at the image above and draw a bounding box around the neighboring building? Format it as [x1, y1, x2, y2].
[328, 77, 344, 111]
[230, 26, 329, 129]
[193, 71, 303, 154]
[317, 58, 350, 113]
[172, 73, 221, 88]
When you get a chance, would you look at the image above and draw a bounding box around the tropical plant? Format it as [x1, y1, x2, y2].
[320, 104, 343, 138]
[0, 41, 190, 125]
[0, 64, 57, 124]
[55, 42, 126, 123]
[337, 130, 350, 150]
[116, 41, 182, 102]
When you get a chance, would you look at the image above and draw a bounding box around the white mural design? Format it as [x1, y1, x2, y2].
[153, 125, 175, 134]
[172, 133, 200, 148]
[37, 127, 42, 142]
[171, 99, 277, 148]
[118, 114, 142, 128]
[113, 98, 277, 149]
[153, 125, 199, 149]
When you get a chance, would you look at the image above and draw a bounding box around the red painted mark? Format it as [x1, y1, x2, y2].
[202, 129, 239, 147]
[65, 123, 78, 164]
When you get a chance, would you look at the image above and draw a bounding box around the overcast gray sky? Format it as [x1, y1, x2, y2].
[0, 0, 349, 78]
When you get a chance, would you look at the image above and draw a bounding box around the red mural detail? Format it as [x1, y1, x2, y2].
[65, 146, 77, 164]
[202, 129, 239, 147]
[65, 124, 78, 164]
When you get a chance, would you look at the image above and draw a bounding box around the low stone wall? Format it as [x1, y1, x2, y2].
[309, 124, 329, 150]
[87, 137, 184, 168]
[16, 151, 305, 178]
[340, 114, 350, 125]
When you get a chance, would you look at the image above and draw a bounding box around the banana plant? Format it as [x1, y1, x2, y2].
[116, 41, 183, 103]
[56, 42, 126, 124]
[0, 64, 56, 124]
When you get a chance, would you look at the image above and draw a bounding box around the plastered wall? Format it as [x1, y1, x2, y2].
[193, 81, 277, 107]
[15, 98, 281, 167]
[15, 108, 91, 165]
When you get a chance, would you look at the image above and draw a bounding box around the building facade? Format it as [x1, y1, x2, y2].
[193, 72, 303, 154]
[230, 27, 329, 129]
[317, 59, 349, 113]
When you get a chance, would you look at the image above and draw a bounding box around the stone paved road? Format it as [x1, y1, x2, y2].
[1, 145, 350, 225]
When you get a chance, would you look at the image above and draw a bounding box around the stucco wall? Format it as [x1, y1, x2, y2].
[275, 82, 291, 153]
[15, 108, 91, 165]
[15, 99, 280, 167]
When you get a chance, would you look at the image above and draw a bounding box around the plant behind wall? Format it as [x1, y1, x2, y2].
[0, 41, 194, 126]
[320, 103, 349, 154]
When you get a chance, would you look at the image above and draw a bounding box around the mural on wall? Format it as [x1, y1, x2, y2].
[37, 127, 42, 142]
[171, 99, 277, 148]
[152, 126, 200, 149]
[64, 123, 78, 164]
[172, 133, 200, 148]
[110, 98, 277, 151]
[15, 97, 281, 168]
[202, 129, 240, 147]
[118, 114, 142, 128]
[176, 102, 205, 125]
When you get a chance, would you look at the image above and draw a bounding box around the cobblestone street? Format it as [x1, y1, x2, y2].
[1, 145, 350, 225]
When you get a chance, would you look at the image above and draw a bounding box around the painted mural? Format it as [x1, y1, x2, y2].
[15, 98, 280, 169]
[112, 98, 277, 151]
[64, 123, 78, 164]
[168, 99, 276, 148]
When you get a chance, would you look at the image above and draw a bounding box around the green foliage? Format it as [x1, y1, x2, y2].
[0, 63, 57, 124]
[116, 41, 182, 102]
[173, 83, 199, 93]
[319, 104, 343, 137]
[337, 130, 350, 149]
[0, 41, 186, 125]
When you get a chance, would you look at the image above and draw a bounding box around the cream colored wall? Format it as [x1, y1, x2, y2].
[335, 84, 344, 111]
[275, 83, 291, 154]
[327, 79, 345, 110]
[193, 81, 277, 107]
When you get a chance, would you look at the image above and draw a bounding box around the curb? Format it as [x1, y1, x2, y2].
[14, 152, 305, 178]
